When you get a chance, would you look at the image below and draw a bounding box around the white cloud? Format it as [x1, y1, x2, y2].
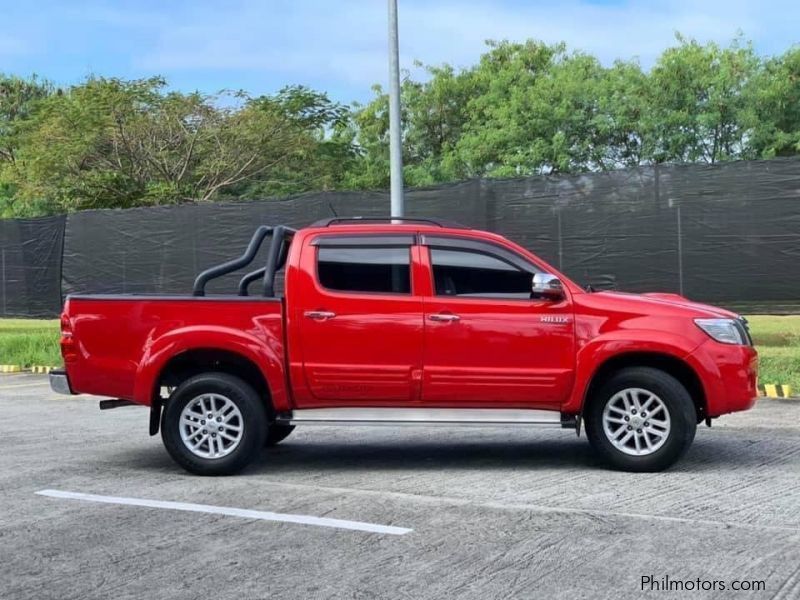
[113, 0, 798, 94]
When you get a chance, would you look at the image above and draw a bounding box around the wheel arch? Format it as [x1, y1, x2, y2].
[155, 348, 273, 413]
[133, 324, 290, 413]
[579, 351, 707, 422]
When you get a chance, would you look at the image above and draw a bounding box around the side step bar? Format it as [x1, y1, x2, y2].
[278, 407, 575, 428]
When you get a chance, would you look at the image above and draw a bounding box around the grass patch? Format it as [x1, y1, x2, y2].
[754, 346, 800, 391]
[0, 315, 798, 389]
[0, 319, 61, 367]
[746, 316, 800, 389]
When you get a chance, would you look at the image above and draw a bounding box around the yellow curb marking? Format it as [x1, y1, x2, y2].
[758, 384, 793, 398]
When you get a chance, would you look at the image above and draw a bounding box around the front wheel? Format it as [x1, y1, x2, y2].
[585, 367, 697, 472]
[161, 372, 267, 475]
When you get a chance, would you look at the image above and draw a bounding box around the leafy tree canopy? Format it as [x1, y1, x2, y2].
[2, 34, 800, 217]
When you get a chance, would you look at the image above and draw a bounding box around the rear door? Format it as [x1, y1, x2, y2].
[292, 234, 424, 406]
[420, 236, 575, 409]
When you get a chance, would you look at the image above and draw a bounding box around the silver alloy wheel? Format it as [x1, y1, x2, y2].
[179, 393, 244, 459]
[602, 387, 671, 456]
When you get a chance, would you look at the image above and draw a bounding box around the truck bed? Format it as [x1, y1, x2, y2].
[63, 295, 285, 403]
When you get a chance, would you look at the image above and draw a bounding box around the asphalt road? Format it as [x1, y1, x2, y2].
[1, 373, 799, 600]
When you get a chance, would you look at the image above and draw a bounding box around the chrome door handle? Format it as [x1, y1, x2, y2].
[304, 310, 336, 320]
[428, 313, 460, 322]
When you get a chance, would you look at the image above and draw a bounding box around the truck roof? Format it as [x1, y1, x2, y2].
[308, 217, 470, 230]
[299, 217, 521, 246]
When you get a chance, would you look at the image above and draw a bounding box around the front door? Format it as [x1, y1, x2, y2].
[293, 234, 423, 406]
[421, 238, 575, 409]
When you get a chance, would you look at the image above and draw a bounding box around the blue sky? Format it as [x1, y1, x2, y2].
[0, 0, 797, 104]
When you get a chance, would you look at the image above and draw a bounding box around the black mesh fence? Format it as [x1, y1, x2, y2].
[0, 215, 64, 318]
[2, 158, 800, 317]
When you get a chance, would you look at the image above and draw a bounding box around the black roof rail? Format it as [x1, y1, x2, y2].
[310, 216, 469, 229]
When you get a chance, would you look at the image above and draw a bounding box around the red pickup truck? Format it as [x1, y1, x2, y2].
[51, 217, 758, 475]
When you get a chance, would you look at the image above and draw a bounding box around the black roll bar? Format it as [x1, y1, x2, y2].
[262, 225, 290, 297]
[237, 267, 266, 296]
[237, 226, 294, 296]
[193, 226, 273, 296]
[193, 225, 296, 297]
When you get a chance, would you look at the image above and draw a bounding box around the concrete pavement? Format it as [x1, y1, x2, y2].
[1, 373, 798, 599]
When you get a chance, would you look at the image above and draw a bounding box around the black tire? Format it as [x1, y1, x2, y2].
[265, 423, 295, 447]
[584, 367, 697, 472]
[161, 372, 267, 475]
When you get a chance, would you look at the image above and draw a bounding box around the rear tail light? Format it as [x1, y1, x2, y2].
[60, 313, 71, 335]
[60, 313, 78, 362]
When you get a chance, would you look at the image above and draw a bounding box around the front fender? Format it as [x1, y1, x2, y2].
[563, 330, 702, 414]
[132, 325, 288, 410]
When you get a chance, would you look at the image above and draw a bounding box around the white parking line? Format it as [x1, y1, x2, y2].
[35, 489, 412, 536]
[255, 478, 800, 534]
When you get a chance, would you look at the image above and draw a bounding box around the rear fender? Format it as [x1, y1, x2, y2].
[133, 326, 288, 410]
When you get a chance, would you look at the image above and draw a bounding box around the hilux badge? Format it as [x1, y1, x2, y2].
[541, 315, 570, 324]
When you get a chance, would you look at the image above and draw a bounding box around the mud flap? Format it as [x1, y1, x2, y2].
[149, 399, 162, 436]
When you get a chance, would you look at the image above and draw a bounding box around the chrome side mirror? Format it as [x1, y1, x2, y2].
[532, 273, 564, 300]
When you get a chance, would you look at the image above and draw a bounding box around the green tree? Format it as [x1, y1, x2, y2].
[346, 41, 652, 181]
[339, 86, 392, 190]
[0, 74, 54, 217]
[747, 46, 800, 157]
[0, 74, 53, 165]
[8, 78, 355, 213]
[5, 35, 800, 217]
[594, 60, 650, 168]
[645, 35, 759, 164]
[447, 40, 565, 177]
[233, 85, 356, 198]
[344, 35, 775, 187]
[400, 62, 477, 185]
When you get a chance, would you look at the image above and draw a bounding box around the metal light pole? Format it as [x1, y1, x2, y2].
[387, 0, 404, 218]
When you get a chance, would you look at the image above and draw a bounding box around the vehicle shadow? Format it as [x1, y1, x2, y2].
[253, 437, 600, 474]
[250, 428, 799, 474]
[103, 429, 798, 475]
[106, 435, 601, 474]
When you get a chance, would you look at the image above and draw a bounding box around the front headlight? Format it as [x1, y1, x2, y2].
[694, 318, 746, 345]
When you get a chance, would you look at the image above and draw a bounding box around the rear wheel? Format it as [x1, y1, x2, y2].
[161, 372, 267, 475]
[585, 367, 696, 472]
[265, 423, 295, 446]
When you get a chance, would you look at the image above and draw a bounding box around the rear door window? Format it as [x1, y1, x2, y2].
[317, 247, 411, 294]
